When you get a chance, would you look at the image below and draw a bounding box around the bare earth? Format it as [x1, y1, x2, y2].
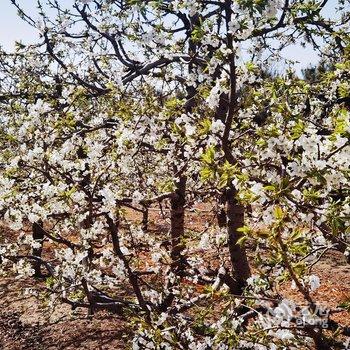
[0, 207, 349, 349]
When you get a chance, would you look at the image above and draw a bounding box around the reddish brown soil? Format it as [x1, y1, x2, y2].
[0, 277, 129, 350]
[0, 204, 349, 349]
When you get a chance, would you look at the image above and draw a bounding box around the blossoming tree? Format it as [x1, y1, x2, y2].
[0, 0, 349, 348]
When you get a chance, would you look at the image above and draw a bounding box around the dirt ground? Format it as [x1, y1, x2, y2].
[0, 206, 349, 349]
[0, 277, 129, 349]
[1, 255, 349, 349]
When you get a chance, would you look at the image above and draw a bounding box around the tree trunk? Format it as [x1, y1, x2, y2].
[106, 214, 149, 317]
[142, 206, 149, 232]
[217, 193, 227, 228]
[226, 187, 251, 293]
[159, 176, 187, 311]
[170, 176, 187, 275]
[32, 220, 44, 277]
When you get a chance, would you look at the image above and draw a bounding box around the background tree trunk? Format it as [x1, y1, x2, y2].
[32, 220, 44, 277]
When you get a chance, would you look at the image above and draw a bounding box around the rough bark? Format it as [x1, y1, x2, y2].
[220, 0, 251, 293]
[142, 206, 149, 232]
[168, 12, 199, 276]
[217, 193, 227, 228]
[170, 176, 187, 275]
[32, 220, 44, 277]
[226, 187, 251, 293]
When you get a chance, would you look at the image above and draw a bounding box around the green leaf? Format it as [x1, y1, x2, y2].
[236, 235, 248, 246]
[290, 119, 305, 140]
[273, 205, 284, 220]
[263, 185, 276, 191]
[200, 167, 215, 182]
[237, 225, 251, 234]
[201, 146, 215, 165]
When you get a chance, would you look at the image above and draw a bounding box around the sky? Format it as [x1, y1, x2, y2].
[0, 0, 76, 50]
[0, 0, 342, 74]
